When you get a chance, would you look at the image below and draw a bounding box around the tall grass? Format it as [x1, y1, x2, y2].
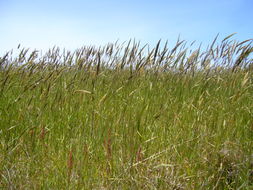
[0, 35, 253, 189]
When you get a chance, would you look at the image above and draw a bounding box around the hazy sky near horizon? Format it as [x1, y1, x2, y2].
[0, 0, 252, 54]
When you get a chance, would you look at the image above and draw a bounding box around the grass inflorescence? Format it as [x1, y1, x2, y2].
[0, 35, 253, 189]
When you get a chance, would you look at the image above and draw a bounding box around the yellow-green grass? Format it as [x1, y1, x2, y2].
[0, 37, 253, 189]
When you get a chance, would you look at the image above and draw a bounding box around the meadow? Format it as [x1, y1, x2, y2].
[0, 35, 253, 189]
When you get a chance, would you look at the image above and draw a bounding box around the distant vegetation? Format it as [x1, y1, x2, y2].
[0, 35, 253, 189]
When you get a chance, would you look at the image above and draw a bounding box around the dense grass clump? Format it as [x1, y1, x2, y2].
[0, 36, 253, 189]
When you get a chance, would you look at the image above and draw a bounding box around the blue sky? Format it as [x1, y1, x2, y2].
[0, 0, 252, 54]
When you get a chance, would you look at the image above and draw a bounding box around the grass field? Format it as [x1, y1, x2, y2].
[0, 36, 253, 189]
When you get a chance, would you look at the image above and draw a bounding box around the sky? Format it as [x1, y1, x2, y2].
[0, 0, 252, 55]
